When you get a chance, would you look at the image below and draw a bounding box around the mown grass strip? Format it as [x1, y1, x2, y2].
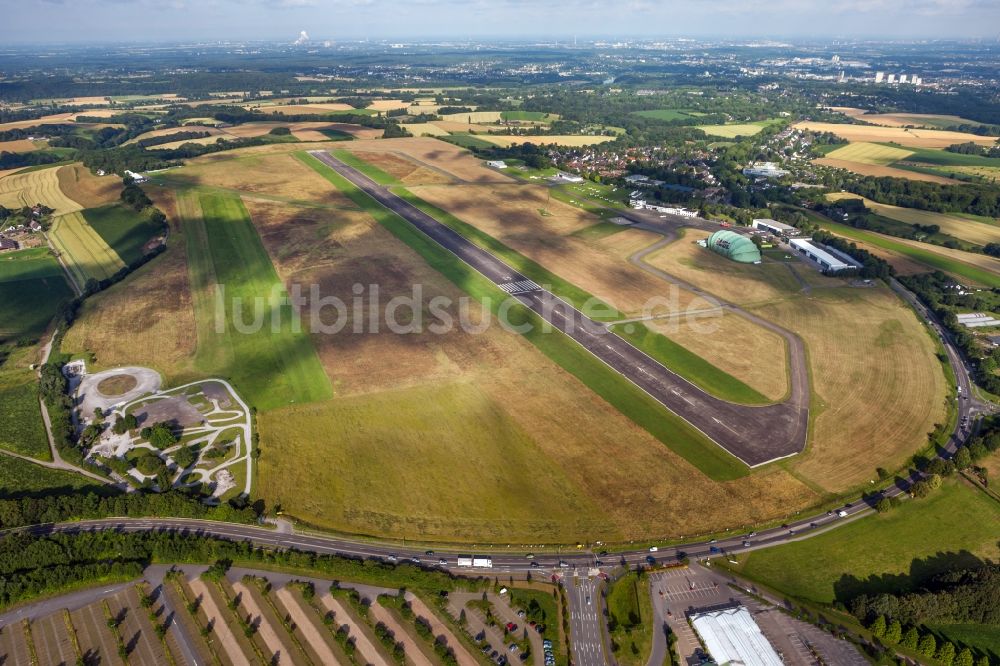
[329, 149, 399, 185]
[298, 151, 746, 481]
[611, 322, 773, 405]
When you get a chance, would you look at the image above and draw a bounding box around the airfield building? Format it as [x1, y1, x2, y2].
[789, 238, 853, 272]
[706, 230, 762, 264]
[751, 218, 799, 236]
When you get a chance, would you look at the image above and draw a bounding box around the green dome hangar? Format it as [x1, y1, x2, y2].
[705, 229, 762, 264]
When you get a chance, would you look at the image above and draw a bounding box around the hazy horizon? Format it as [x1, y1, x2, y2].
[3, 0, 1000, 44]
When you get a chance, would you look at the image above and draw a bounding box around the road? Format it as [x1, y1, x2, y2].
[308, 149, 807, 467]
[566, 574, 608, 666]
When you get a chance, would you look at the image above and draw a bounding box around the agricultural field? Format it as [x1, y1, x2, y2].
[642, 229, 946, 492]
[83, 203, 164, 265]
[843, 111, 988, 129]
[696, 119, 782, 138]
[55, 163, 122, 208]
[826, 193, 1000, 247]
[440, 110, 503, 123]
[823, 142, 915, 165]
[49, 211, 126, 287]
[400, 122, 451, 137]
[795, 122, 998, 149]
[500, 110, 558, 122]
[0, 247, 74, 339]
[0, 454, 103, 496]
[730, 479, 1000, 604]
[0, 139, 43, 153]
[476, 134, 616, 147]
[343, 136, 513, 183]
[0, 165, 82, 214]
[815, 156, 960, 184]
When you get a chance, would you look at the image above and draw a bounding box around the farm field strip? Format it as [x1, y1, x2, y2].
[49, 211, 126, 285]
[795, 121, 999, 148]
[0, 165, 82, 214]
[823, 142, 914, 165]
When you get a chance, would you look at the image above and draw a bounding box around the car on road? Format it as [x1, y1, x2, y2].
[425, 550, 435, 555]
[586, 596, 591, 605]
[530, 561, 540, 567]
[742, 540, 751, 547]
[747, 531, 757, 537]
[438, 558, 448, 565]
[646, 555, 656, 565]
[411, 557, 421, 564]
[386, 554, 398, 562]
[709, 546, 721, 554]
[648, 546, 658, 552]
[525, 553, 535, 559]
[837, 510, 848, 517]
[559, 561, 569, 568]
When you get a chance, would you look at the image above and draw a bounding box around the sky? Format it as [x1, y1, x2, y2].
[2, 0, 999, 43]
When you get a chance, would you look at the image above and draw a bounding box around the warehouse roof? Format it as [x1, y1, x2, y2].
[690, 605, 782, 666]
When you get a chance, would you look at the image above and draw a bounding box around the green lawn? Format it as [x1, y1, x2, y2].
[607, 572, 653, 666]
[732, 479, 1000, 604]
[0, 455, 105, 498]
[437, 134, 496, 150]
[611, 322, 773, 405]
[184, 190, 333, 410]
[83, 203, 163, 265]
[928, 623, 1000, 662]
[0, 247, 73, 340]
[816, 220, 1000, 288]
[0, 379, 50, 460]
[299, 152, 745, 481]
[500, 111, 555, 122]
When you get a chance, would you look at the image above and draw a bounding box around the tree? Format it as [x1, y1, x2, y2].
[173, 445, 197, 469]
[954, 447, 972, 470]
[869, 615, 887, 638]
[954, 649, 974, 666]
[883, 619, 903, 645]
[936, 641, 956, 665]
[875, 498, 894, 514]
[917, 633, 937, 658]
[898, 625, 917, 649]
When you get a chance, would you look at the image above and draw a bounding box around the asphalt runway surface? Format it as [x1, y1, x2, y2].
[309, 150, 807, 467]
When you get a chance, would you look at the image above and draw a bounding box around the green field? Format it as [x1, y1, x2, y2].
[0, 454, 105, 498]
[49, 211, 126, 285]
[904, 147, 1000, 168]
[84, 203, 163, 265]
[0, 247, 74, 339]
[318, 129, 353, 141]
[825, 142, 914, 165]
[928, 623, 1000, 661]
[632, 109, 700, 122]
[500, 110, 555, 122]
[730, 479, 1000, 604]
[696, 119, 783, 138]
[0, 379, 50, 460]
[816, 220, 1000, 288]
[611, 322, 773, 405]
[438, 134, 496, 150]
[606, 572, 653, 666]
[183, 190, 333, 410]
[299, 152, 746, 481]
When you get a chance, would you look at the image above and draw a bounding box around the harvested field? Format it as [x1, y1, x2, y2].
[756, 287, 946, 490]
[0, 139, 42, 153]
[342, 150, 453, 185]
[826, 193, 1000, 246]
[124, 126, 226, 145]
[0, 165, 82, 214]
[244, 103, 357, 114]
[366, 99, 409, 111]
[478, 134, 615, 147]
[56, 163, 122, 208]
[344, 137, 514, 183]
[0, 113, 118, 132]
[794, 122, 998, 148]
[823, 142, 913, 165]
[440, 110, 503, 123]
[400, 122, 450, 137]
[815, 157, 961, 184]
[696, 121, 778, 138]
[426, 121, 487, 133]
[49, 211, 126, 285]
[645, 312, 789, 402]
[853, 113, 984, 129]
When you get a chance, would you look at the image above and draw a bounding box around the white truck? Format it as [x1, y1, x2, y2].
[457, 556, 493, 568]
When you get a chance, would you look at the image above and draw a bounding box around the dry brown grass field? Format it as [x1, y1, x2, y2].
[411, 183, 716, 315]
[348, 150, 455, 185]
[754, 288, 946, 491]
[440, 111, 503, 123]
[0, 114, 121, 133]
[248, 197, 821, 542]
[814, 157, 960, 184]
[646, 312, 789, 402]
[426, 120, 487, 133]
[154, 136, 227, 150]
[56, 163, 122, 208]
[159, 151, 359, 206]
[124, 126, 227, 145]
[400, 122, 451, 137]
[366, 99, 408, 111]
[242, 102, 356, 114]
[0, 166, 81, 214]
[826, 193, 1000, 246]
[344, 137, 514, 183]
[795, 121, 998, 148]
[853, 112, 981, 128]
[0, 139, 42, 153]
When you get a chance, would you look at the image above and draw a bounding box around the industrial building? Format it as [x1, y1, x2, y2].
[751, 218, 799, 236]
[690, 605, 783, 666]
[956, 313, 1000, 329]
[789, 238, 854, 272]
[705, 230, 761, 264]
[742, 162, 789, 179]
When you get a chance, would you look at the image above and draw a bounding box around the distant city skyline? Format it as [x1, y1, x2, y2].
[2, 0, 1000, 44]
